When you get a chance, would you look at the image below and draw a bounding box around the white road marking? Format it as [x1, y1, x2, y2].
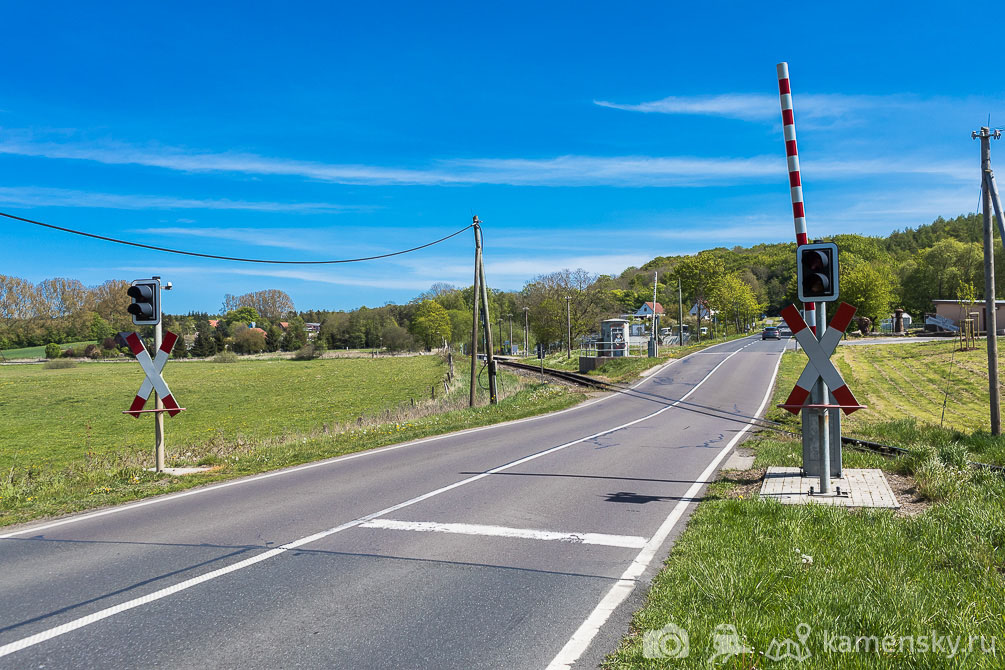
[359, 519, 648, 549]
[0, 335, 753, 541]
[545, 345, 785, 670]
[0, 338, 758, 658]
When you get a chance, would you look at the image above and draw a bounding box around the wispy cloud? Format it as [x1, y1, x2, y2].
[146, 227, 327, 252]
[0, 185, 366, 213]
[594, 93, 916, 124]
[0, 131, 970, 187]
[0, 134, 461, 186]
[109, 264, 456, 292]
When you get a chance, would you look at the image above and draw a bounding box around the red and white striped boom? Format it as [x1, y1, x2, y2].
[777, 62, 816, 333]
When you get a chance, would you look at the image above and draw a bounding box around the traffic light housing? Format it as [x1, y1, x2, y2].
[127, 278, 160, 326]
[797, 242, 839, 302]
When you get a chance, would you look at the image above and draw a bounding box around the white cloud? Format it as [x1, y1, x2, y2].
[147, 227, 328, 252]
[0, 132, 971, 187]
[109, 264, 441, 291]
[0, 185, 365, 213]
[594, 93, 916, 124]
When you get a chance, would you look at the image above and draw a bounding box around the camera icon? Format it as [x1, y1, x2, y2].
[643, 622, 690, 659]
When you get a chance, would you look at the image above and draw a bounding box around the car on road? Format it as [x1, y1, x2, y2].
[762, 326, 780, 340]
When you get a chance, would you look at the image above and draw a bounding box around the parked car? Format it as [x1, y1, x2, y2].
[762, 326, 780, 340]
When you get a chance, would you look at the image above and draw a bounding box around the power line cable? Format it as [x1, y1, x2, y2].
[0, 210, 473, 264]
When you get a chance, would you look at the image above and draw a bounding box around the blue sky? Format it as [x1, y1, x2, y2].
[0, 1, 1000, 313]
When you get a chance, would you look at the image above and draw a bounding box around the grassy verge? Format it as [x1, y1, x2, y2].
[606, 340, 1005, 669]
[0, 355, 583, 527]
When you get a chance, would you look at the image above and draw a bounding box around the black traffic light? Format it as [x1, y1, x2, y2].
[797, 242, 839, 302]
[127, 278, 160, 326]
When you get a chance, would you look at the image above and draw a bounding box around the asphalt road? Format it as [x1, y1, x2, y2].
[0, 335, 787, 669]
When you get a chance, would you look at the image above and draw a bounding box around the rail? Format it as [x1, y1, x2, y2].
[494, 358, 614, 390]
[497, 357, 1005, 475]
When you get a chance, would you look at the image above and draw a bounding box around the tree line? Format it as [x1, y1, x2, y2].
[2, 212, 995, 356]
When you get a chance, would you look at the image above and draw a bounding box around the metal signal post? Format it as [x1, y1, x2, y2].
[126, 276, 171, 471]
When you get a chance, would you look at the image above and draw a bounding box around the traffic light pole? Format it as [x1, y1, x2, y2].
[151, 276, 166, 472]
[154, 317, 166, 472]
[815, 301, 830, 494]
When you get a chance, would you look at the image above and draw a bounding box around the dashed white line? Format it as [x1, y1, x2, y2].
[359, 519, 648, 549]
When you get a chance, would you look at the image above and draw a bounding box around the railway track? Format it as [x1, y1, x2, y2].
[494, 357, 615, 390]
[496, 356, 1005, 473]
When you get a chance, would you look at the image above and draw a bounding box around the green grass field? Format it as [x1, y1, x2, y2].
[606, 339, 1005, 669]
[2, 340, 95, 360]
[0, 356, 449, 472]
[0, 354, 583, 526]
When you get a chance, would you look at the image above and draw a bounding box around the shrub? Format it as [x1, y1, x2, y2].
[212, 351, 239, 363]
[101, 337, 119, 350]
[83, 344, 102, 359]
[44, 343, 61, 359]
[232, 328, 267, 355]
[62, 348, 76, 358]
[381, 324, 416, 352]
[293, 342, 324, 360]
[43, 359, 76, 369]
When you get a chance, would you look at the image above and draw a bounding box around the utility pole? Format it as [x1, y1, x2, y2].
[975, 127, 1002, 435]
[523, 306, 529, 358]
[507, 314, 513, 355]
[566, 296, 572, 359]
[678, 278, 684, 346]
[469, 222, 481, 407]
[474, 217, 497, 403]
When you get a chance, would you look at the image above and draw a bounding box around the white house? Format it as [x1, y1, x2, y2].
[634, 302, 664, 318]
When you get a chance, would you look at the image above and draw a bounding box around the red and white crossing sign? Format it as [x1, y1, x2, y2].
[123, 332, 183, 417]
[780, 302, 862, 415]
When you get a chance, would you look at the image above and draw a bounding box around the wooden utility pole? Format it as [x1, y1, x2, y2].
[976, 127, 1001, 435]
[474, 218, 497, 403]
[469, 223, 481, 407]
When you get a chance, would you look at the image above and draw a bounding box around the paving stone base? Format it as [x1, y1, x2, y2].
[759, 466, 899, 508]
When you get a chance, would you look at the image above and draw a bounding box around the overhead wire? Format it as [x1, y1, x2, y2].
[0, 210, 473, 264]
